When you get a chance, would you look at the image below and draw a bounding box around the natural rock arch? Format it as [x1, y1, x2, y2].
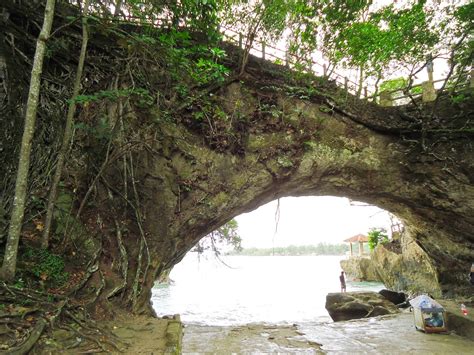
[1, 2, 472, 315]
[103, 72, 473, 312]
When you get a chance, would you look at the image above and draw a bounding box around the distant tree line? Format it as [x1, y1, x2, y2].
[226, 243, 348, 256]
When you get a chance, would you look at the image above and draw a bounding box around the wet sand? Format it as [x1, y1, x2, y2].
[183, 312, 474, 354]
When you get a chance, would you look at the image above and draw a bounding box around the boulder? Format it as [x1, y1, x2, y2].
[378, 289, 408, 308]
[340, 257, 380, 281]
[325, 292, 399, 322]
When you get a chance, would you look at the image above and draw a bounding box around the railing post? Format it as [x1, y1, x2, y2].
[427, 55, 434, 83]
[285, 51, 289, 68]
[422, 81, 436, 102]
[238, 33, 243, 49]
[323, 64, 327, 77]
[262, 41, 266, 60]
[344, 77, 348, 91]
[423, 54, 436, 102]
[380, 90, 393, 107]
[470, 67, 474, 89]
[364, 86, 368, 99]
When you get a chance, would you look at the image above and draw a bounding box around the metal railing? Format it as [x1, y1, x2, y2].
[220, 27, 473, 106]
[367, 74, 472, 106]
[79, 7, 474, 106]
[220, 26, 361, 97]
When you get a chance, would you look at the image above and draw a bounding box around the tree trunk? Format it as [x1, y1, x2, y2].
[238, 4, 263, 76]
[357, 65, 364, 98]
[41, 0, 91, 248]
[0, 0, 56, 281]
[373, 73, 382, 102]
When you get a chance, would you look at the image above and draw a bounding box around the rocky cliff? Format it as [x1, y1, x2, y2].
[341, 232, 443, 297]
[340, 257, 380, 282]
[1, 1, 473, 316]
[372, 231, 442, 296]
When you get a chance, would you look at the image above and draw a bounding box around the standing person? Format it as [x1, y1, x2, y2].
[339, 271, 346, 293]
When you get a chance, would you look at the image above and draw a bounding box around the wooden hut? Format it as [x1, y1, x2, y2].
[344, 234, 369, 256]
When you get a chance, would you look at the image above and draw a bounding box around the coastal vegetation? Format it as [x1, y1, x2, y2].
[227, 243, 348, 256]
[194, 219, 242, 254]
[367, 228, 389, 250]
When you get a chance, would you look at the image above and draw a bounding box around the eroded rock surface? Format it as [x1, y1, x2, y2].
[183, 323, 322, 353]
[1, 1, 473, 315]
[325, 292, 399, 322]
[340, 257, 380, 282]
[372, 232, 442, 296]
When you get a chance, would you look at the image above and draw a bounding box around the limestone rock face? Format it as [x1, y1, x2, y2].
[2, 2, 473, 315]
[340, 257, 380, 282]
[325, 292, 399, 322]
[371, 231, 442, 297]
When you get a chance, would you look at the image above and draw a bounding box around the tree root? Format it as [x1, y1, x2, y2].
[8, 318, 47, 355]
[0, 281, 125, 353]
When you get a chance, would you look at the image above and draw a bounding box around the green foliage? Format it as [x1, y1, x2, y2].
[410, 86, 423, 95]
[379, 77, 424, 97]
[192, 46, 229, 85]
[194, 58, 229, 84]
[286, 1, 448, 86]
[194, 219, 242, 254]
[222, 0, 292, 41]
[367, 228, 389, 251]
[380, 78, 408, 93]
[23, 247, 69, 287]
[216, 219, 242, 251]
[13, 277, 25, 289]
[115, 0, 220, 35]
[451, 93, 468, 104]
[129, 28, 230, 95]
[448, 3, 474, 77]
[111, 0, 469, 93]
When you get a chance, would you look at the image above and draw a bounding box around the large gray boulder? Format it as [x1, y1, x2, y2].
[325, 292, 399, 322]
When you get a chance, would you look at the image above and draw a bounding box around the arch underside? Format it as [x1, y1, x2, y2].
[123, 80, 473, 308]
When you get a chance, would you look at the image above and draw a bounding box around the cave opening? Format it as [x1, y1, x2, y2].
[151, 196, 399, 325]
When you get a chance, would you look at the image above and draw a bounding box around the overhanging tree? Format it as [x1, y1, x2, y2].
[288, 0, 440, 94]
[220, 0, 293, 74]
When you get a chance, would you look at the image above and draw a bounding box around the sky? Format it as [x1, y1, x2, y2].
[235, 196, 393, 249]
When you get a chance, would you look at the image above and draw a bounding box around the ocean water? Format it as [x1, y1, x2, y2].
[151, 254, 384, 325]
